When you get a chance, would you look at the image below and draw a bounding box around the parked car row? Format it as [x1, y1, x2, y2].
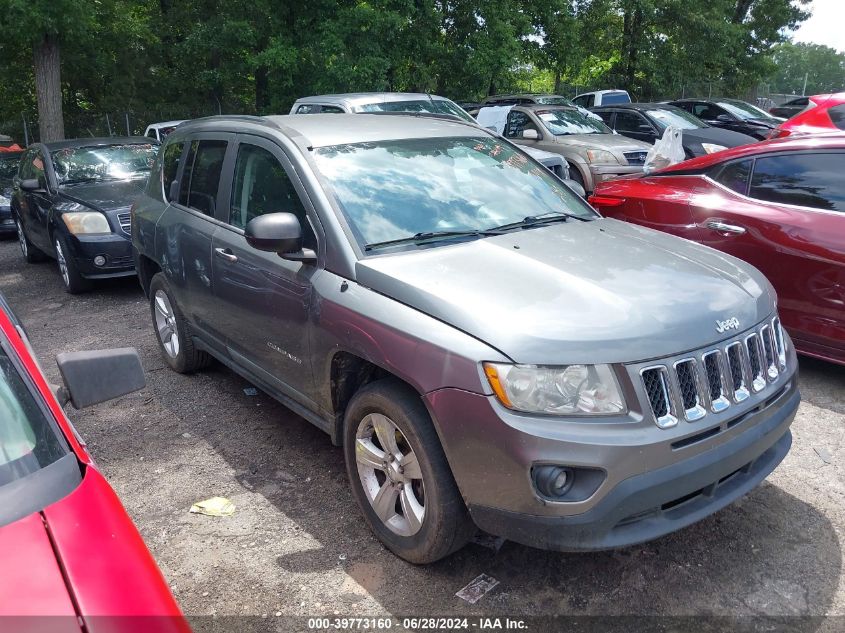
[3, 86, 837, 616]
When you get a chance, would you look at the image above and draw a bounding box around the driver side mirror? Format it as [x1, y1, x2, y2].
[20, 178, 45, 193]
[715, 114, 732, 123]
[55, 348, 145, 409]
[522, 129, 540, 140]
[245, 213, 316, 264]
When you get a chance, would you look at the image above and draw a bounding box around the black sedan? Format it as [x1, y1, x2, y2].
[769, 96, 810, 119]
[592, 103, 757, 158]
[11, 137, 158, 293]
[668, 98, 785, 140]
[0, 151, 22, 236]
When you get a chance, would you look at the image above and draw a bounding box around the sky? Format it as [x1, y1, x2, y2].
[791, 0, 845, 51]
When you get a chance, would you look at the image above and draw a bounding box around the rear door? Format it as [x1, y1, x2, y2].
[209, 134, 320, 405]
[157, 134, 233, 346]
[693, 151, 845, 351]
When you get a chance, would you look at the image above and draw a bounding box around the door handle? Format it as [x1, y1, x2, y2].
[214, 247, 238, 263]
[705, 220, 746, 235]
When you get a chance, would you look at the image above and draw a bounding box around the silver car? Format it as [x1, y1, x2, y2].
[290, 92, 475, 123]
[133, 114, 798, 563]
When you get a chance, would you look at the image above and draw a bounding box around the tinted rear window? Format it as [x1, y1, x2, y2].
[714, 160, 752, 195]
[601, 92, 631, 105]
[749, 153, 845, 212]
[828, 104, 845, 131]
[179, 140, 227, 216]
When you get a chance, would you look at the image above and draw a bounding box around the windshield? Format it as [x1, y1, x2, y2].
[357, 99, 475, 123]
[717, 100, 776, 121]
[313, 136, 596, 251]
[51, 143, 157, 185]
[0, 348, 69, 489]
[647, 108, 705, 130]
[535, 96, 576, 107]
[536, 109, 612, 135]
[0, 154, 21, 185]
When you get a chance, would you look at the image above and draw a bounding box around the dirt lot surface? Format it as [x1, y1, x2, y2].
[1, 237, 843, 630]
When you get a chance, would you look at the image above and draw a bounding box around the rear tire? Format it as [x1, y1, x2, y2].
[16, 218, 46, 263]
[149, 273, 211, 373]
[343, 378, 475, 564]
[54, 235, 92, 294]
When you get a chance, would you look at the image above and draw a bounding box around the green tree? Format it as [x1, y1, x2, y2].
[769, 41, 845, 95]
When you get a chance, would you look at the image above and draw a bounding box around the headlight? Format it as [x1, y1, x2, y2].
[701, 143, 727, 154]
[585, 149, 619, 165]
[62, 211, 111, 234]
[483, 362, 626, 415]
[0, 194, 10, 206]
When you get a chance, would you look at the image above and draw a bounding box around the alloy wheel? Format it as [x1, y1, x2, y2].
[54, 239, 70, 288]
[153, 290, 180, 358]
[17, 221, 27, 258]
[355, 413, 426, 536]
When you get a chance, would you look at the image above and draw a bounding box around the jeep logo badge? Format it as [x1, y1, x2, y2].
[716, 317, 740, 333]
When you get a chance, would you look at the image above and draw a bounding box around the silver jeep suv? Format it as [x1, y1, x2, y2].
[132, 114, 799, 563]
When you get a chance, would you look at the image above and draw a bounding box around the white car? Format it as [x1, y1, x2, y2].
[572, 90, 631, 108]
[144, 120, 187, 142]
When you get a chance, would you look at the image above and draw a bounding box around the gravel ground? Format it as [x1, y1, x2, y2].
[0, 236, 843, 629]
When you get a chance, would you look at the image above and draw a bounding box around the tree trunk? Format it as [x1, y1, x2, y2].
[33, 34, 65, 143]
[255, 66, 269, 113]
[554, 69, 562, 94]
[33, 33, 65, 142]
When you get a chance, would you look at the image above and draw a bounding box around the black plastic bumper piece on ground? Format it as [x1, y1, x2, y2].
[469, 385, 799, 552]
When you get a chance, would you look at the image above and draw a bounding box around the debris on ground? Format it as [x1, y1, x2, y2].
[455, 574, 500, 604]
[190, 497, 236, 517]
[814, 447, 833, 464]
[243, 387, 259, 396]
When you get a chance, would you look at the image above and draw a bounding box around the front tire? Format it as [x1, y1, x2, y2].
[149, 273, 211, 373]
[54, 235, 92, 294]
[343, 378, 474, 564]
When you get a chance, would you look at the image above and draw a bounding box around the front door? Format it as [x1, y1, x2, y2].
[210, 135, 320, 405]
[18, 148, 53, 252]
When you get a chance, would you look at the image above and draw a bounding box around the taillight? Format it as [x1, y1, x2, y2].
[588, 195, 626, 207]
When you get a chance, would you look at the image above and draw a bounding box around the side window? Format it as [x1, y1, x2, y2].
[696, 104, 727, 120]
[504, 111, 538, 138]
[749, 153, 845, 213]
[320, 106, 344, 114]
[18, 150, 35, 179]
[161, 141, 184, 201]
[828, 104, 845, 131]
[296, 104, 319, 114]
[229, 143, 316, 248]
[595, 111, 614, 126]
[714, 159, 752, 195]
[572, 95, 585, 108]
[615, 111, 649, 133]
[22, 150, 46, 185]
[178, 140, 227, 216]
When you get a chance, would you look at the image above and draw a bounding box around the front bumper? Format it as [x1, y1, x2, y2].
[65, 232, 135, 279]
[590, 164, 644, 185]
[425, 372, 798, 552]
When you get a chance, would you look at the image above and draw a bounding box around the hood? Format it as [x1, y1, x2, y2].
[356, 219, 775, 364]
[553, 133, 651, 152]
[0, 513, 79, 620]
[59, 179, 145, 213]
[682, 127, 757, 150]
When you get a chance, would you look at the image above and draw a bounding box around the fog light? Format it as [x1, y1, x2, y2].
[93, 255, 107, 267]
[533, 465, 574, 498]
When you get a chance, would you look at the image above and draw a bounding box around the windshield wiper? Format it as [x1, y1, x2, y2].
[491, 211, 593, 232]
[365, 229, 503, 251]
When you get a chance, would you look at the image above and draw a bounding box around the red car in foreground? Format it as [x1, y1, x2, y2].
[0, 295, 189, 633]
[770, 92, 845, 138]
[590, 134, 845, 365]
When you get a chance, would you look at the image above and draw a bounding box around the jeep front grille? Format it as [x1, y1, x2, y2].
[639, 317, 786, 428]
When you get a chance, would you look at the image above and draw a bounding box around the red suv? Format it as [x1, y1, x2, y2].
[590, 134, 845, 365]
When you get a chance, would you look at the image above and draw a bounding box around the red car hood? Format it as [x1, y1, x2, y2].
[0, 467, 189, 633]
